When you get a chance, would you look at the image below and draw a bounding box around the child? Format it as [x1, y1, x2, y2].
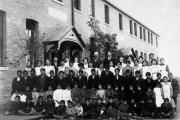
[18, 97, 34, 115]
[71, 83, 81, 102]
[146, 87, 155, 103]
[88, 86, 96, 100]
[45, 85, 53, 99]
[39, 88, 46, 100]
[119, 86, 127, 103]
[82, 99, 92, 119]
[33, 96, 45, 115]
[119, 100, 129, 114]
[144, 72, 155, 92]
[66, 101, 77, 119]
[96, 84, 106, 102]
[80, 84, 88, 103]
[64, 85, 72, 105]
[5, 96, 24, 115]
[135, 86, 145, 103]
[161, 76, 173, 100]
[32, 87, 39, 103]
[129, 98, 139, 116]
[127, 85, 136, 102]
[105, 84, 114, 100]
[161, 98, 173, 118]
[53, 84, 64, 107]
[24, 86, 32, 99]
[143, 99, 156, 118]
[75, 101, 83, 117]
[154, 83, 164, 118]
[44, 95, 55, 119]
[54, 100, 67, 119]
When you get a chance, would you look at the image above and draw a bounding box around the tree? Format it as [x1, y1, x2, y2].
[87, 19, 118, 60]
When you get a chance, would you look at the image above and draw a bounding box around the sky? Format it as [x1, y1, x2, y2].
[110, 0, 180, 76]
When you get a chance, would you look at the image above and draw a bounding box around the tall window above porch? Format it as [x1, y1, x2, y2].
[74, 0, 81, 11]
[89, 0, 95, 17]
[26, 19, 38, 39]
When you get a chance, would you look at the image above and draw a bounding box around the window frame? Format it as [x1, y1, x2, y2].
[134, 22, 137, 36]
[129, 20, 133, 35]
[119, 13, 123, 30]
[139, 26, 142, 39]
[143, 28, 146, 41]
[74, 0, 81, 11]
[104, 4, 110, 24]
[89, 0, 95, 18]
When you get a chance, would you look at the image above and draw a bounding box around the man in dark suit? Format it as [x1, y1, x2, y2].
[66, 70, 78, 89]
[37, 68, 48, 91]
[101, 66, 114, 89]
[53, 57, 59, 76]
[48, 70, 58, 90]
[29, 68, 38, 91]
[113, 68, 124, 89]
[133, 70, 145, 91]
[56, 71, 67, 90]
[11, 70, 25, 94]
[22, 70, 32, 90]
[144, 72, 155, 92]
[91, 52, 102, 68]
[103, 51, 115, 68]
[77, 70, 87, 88]
[87, 69, 100, 89]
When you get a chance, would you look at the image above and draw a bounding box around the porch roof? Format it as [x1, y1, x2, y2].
[42, 25, 86, 47]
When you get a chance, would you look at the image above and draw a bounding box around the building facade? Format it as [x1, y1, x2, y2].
[0, 0, 159, 68]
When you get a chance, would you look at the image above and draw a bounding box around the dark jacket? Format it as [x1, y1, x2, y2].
[113, 75, 124, 88]
[12, 77, 25, 94]
[87, 75, 100, 89]
[47, 76, 58, 90]
[101, 70, 114, 88]
[77, 75, 87, 88]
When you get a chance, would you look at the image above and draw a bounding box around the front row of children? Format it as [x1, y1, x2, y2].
[5, 93, 174, 120]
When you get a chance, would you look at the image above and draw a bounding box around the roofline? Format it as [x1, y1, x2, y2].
[102, 0, 160, 37]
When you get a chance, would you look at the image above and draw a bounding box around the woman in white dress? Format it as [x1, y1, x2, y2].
[73, 57, 79, 71]
[83, 58, 89, 70]
[64, 57, 70, 68]
[85, 62, 94, 78]
[109, 61, 115, 75]
[149, 59, 160, 80]
[133, 60, 142, 76]
[158, 58, 170, 78]
[97, 63, 104, 77]
[58, 60, 66, 72]
[141, 60, 150, 79]
[161, 76, 173, 100]
[44, 59, 55, 77]
[115, 62, 123, 76]
[128, 55, 134, 67]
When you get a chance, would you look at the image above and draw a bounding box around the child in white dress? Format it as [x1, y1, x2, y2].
[161, 76, 173, 100]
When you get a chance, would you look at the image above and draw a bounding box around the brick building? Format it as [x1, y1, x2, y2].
[0, 0, 159, 68]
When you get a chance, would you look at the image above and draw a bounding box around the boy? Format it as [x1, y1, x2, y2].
[33, 96, 46, 115]
[143, 99, 156, 118]
[18, 97, 34, 115]
[54, 100, 67, 119]
[161, 98, 173, 118]
[71, 83, 81, 102]
[44, 95, 55, 118]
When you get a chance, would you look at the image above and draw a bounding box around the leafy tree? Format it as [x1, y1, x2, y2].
[87, 19, 118, 60]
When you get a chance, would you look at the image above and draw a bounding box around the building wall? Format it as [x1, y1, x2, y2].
[0, 0, 159, 67]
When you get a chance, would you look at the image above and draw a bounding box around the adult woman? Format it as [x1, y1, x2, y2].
[83, 57, 89, 70]
[149, 59, 159, 80]
[158, 58, 170, 78]
[58, 61, 66, 72]
[73, 57, 79, 71]
[141, 60, 150, 79]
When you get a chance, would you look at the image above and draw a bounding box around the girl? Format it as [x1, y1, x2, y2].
[75, 101, 83, 117]
[32, 87, 39, 103]
[158, 58, 170, 78]
[58, 60, 66, 72]
[161, 76, 173, 100]
[96, 84, 106, 101]
[66, 101, 77, 119]
[45, 86, 53, 99]
[53, 84, 63, 107]
[142, 60, 150, 79]
[150, 59, 160, 80]
[39, 88, 46, 100]
[44, 59, 55, 77]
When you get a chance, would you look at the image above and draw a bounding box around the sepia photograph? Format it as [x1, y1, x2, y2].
[0, 0, 180, 120]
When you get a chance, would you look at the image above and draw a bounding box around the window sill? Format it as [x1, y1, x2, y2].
[104, 22, 111, 27]
[74, 9, 82, 14]
[89, 15, 95, 20]
[52, 0, 64, 6]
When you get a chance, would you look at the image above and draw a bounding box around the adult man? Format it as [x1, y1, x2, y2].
[53, 57, 59, 76]
[101, 66, 114, 88]
[92, 52, 101, 68]
[103, 51, 115, 68]
[148, 53, 155, 66]
[35, 60, 43, 76]
[37, 68, 48, 91]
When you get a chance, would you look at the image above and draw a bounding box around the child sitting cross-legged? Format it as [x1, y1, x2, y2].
[32, 96, 46, 115]
[44, 95, 55, 119]
[161, 98, 173, 118]
[66, 101, 77, 119]
[75, 101, 83, 117]
[54, 100, 67, 119]
[18, 97, 34, 115]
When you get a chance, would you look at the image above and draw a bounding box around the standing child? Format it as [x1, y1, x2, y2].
[24, 86, 32, 99]
[146, 87, 155, 103]
[45, 85, 53, 99]
[71, 84, 81, 102]
[161, 76, 173, 100]
[39, 88, 46, 100]
[80, 84, 88, 103]
[105, 84, 114, 101]
[53, 84, 64, 107]
[32, 87, 39, 103]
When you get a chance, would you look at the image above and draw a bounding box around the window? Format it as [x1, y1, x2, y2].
[74, 0, 81, 11]
[148, 31, 150, 43]
[141, 52, 143, 58]
[151, 33, 153, 45]
[0, 10, 6, 67]
[104, 5, 109, 24]
[89, 0, 95, 17]
[139, 26, 142, 39]
[143, 28, 146, 41]
[129, 20, 133, 35]
[119, 13, 123, 30]
[156, 36, 158, 47]
[144, 53, 147, 60]
[134, 23, 137, 36]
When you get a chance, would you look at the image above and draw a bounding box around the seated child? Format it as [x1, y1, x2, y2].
[32, 87, 39, 103]
[71, 84, 81, 102]
[53, 84, 64, 107]
[33, 96, 46, 115]
[146, 87, 155, 103]
[127, 85, 136, 102]
[139, 100, 146, 117]
[5, 96, 24, 115]
[75, 101, 83, 117]
[106, 104, 119, 120]
[54, 100, 67, 119]
[18, 97, 34, 115]
[82, 99, 92, 118]
[119, 100, 129, 114]
[11, 91, 26, 102]
[119, 86, 127, 103]
[39, 88, 46, 100]
[88, 87, 96, 99]
[44, 95, 55, 118]
[105, 84, 114, 100]
[63, 85, 72, 105]
[161, 98, 173, 118]
[45, 86, 53, 99]
[96, 84, 105, 102]
[143, 99, 156, 118]
[135, 86, 145, 103]
[80, 84, 88, 103]
[129, 98, 140, 116]
[66, 101, 77, 119]
[24, 86, 32, 99]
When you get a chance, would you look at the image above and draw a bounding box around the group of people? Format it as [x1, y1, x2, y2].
[5, 51, 179, 119]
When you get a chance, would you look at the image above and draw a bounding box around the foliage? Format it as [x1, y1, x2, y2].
[87, 19, 118, 60]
